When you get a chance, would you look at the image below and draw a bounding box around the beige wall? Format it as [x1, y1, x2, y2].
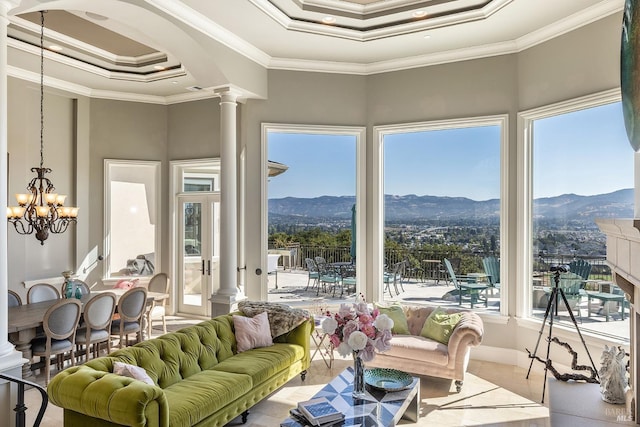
[7, 78, 76, 301]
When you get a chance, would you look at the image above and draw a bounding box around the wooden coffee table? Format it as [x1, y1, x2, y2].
[281, 367, 420, 426]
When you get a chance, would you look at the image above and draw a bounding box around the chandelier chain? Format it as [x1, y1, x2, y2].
[39, 11, 44, 170]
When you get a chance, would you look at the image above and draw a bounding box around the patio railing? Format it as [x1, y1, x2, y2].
[270, 244, 612, 282]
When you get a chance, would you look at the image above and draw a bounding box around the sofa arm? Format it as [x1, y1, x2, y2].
[48, 365, 168, 427]
[273, 317, 314, 369]
[446, 311, 484, 364]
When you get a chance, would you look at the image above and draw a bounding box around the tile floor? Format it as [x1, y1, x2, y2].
[23, 352, 550, 427]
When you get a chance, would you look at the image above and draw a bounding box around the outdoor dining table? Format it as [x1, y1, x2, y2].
[8, 288, 169, 379]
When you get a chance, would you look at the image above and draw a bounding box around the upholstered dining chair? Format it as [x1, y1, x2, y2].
[31, 298, 82, 385]
[75, 292, 116, 361]
[146, 273, 170, 336]
[27, 283, 60, 304]
[8, 290, 22, 307]
[111, 287, 147, 348]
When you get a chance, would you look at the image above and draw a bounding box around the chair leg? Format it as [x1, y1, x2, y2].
[44, 357, 51, 386]
[162, 314, 167, 334]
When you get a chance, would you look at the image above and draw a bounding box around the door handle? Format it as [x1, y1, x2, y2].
[207, 260, 211, 276]
[201, 259, 205, 275]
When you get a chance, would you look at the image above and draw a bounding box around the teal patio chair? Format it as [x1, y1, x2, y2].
[546, 272, 584, 321]
[482, 256, 500, 293]
[443, 258, 488, 308]
[304, 258, 320, 292]
[569, 259, 592, 281]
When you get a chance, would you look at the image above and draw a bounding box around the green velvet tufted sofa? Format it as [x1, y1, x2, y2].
[47, 313, 313, 427]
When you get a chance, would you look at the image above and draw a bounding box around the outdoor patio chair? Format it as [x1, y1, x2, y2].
[545, 272, 584, 321]
[482, 256, 501, 293]
[317, 261, 341, 296]
[569, 259, 592, 281]
[339, 263, 356, 297]
[443, 258, 488, 308]
[440, 257, 461, 286]
[304, 258, 320, 292]
[383, 261, 404, 297]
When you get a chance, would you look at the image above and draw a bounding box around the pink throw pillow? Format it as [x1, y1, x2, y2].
[114, 278, 139, 289]
[233, 312, 273, 353]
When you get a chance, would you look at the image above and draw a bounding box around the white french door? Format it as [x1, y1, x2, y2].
[177, 194, 220, 317]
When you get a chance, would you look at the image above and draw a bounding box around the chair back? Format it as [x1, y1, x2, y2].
[558, 272, 583, 296]
[482, 256, 500, 287]
[27, 283, 60, 304]
[314, 256, 327, 269]
[443, 258, 461, 288]
[83, 292, 116, 332]
[305, 258, 318, 273]
[43, 299, 81, 341]
[8, 290, 22, 307]
[118, 287, 148, 322]
[569, 259, 592, 280]
[148, 273, 170, 294]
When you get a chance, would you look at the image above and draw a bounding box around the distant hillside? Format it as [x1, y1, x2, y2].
[268, 189, 633, 224]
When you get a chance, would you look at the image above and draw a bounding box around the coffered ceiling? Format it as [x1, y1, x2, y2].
[5, 0, 624, 104]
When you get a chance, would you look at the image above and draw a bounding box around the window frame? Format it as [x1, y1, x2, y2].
[516, 88, 621, 320]
[104, 159, 162, 280]
[261, 123, 366, 301]
[373, 114, 509, 312]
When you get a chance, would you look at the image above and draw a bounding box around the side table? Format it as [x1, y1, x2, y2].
[312, 316, 334, 368]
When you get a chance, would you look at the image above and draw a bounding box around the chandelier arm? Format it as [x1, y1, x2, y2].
[9, 218, 33, 235]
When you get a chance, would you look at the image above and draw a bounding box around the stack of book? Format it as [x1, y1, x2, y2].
[290, 397, 344, 426]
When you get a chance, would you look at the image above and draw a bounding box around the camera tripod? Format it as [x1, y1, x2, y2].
[525, 267, 599, 403]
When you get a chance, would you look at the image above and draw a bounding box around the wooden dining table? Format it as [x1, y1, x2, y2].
[8, 289, 169, 379]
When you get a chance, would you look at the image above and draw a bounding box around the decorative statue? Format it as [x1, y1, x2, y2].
[599, 345, 629, 404]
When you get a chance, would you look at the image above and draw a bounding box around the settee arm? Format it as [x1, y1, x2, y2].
[48, 365, 168, 427]
[446, 311, 484, 367]
[273, 317, 314, 369]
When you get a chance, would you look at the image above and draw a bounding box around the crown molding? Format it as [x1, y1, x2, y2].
[251, 0, 513, 42]
[268, 0, 624, 75]
[145, 0, 271, 67]
[10, 16, 169, 67]
[8, 37, 186, 82]
[515, 0, 623, 51]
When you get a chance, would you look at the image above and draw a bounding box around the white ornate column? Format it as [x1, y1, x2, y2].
[211, 87, 245, 316]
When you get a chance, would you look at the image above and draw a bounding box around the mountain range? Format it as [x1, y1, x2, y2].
[268, 189, 634, 223]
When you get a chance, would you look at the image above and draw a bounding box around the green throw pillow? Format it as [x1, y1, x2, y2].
[375, 303, 410, 335]
[420, 307, 463, 345]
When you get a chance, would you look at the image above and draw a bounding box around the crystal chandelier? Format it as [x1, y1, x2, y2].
[6, 11, 78, 245]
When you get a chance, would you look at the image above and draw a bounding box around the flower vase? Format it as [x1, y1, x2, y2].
[352, 352, 365, 398]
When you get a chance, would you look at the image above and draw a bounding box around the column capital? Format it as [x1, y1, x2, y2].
[214, 85, 245, 104]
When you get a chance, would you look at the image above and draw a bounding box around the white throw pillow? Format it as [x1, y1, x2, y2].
[113, 361, 154, 385]
[233, 311, 273, 353]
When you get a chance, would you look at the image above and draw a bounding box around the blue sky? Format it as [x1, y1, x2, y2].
[268, 102, 634, 201]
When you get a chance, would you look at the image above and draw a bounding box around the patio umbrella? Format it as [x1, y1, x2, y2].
[350, 204, 356, 262]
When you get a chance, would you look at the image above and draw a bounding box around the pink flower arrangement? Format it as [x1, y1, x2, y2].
[321, 295, 394, 362]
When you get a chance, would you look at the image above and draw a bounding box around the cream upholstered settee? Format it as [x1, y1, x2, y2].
[367, 305, 483, 392]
